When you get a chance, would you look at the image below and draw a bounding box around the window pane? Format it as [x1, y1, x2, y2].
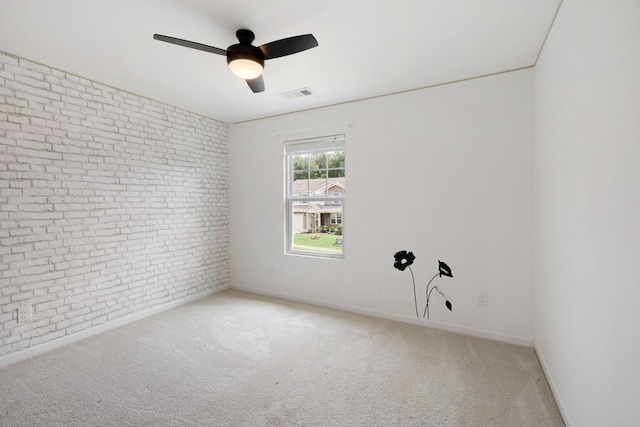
[310, 152, 327, 171]
[309, 171, 326, 195]
[291, 204, 343, 256]
[292, 154, 309, 172]
[328, 150, 345, 169]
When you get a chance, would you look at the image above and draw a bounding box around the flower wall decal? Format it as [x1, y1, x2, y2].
[438, 260, 453, 278]
[393, 250, 415, 272]
[393, 250, 418, 316]
[393, 251, 454, 320]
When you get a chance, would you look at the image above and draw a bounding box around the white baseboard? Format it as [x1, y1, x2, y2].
[0, 285, 229, 368]
[231, 284, 534, 347]
[534, 340, 571, 427]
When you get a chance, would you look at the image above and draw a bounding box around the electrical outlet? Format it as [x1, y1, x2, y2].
[268, 265, 274, 275]
[478, 293, 488, 306]
[17, 305, 32, 323]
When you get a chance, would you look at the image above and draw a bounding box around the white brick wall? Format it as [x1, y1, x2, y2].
[0, 51, 230, 357]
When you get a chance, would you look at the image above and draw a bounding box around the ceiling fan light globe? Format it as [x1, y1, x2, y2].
[229, 59, 263, 80]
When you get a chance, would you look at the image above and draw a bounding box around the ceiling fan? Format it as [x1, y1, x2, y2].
[153, 29, 318, 93]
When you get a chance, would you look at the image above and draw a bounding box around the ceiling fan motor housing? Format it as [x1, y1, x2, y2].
[226, 43, 265, 68]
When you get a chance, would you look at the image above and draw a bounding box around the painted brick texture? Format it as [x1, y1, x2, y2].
[0, 52, 230, 357]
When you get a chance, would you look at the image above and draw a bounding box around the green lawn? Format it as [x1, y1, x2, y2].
[293, 232, 343, 254]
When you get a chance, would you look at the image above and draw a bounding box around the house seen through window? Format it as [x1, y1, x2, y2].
[285, 135, 345, 258]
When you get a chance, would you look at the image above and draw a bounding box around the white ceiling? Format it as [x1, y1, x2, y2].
[0, 0, 561, 123]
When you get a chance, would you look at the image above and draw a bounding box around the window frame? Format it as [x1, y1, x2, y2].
[285, 135, 345, 259]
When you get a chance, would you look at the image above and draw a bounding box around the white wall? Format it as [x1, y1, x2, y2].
[533, 1, 640, 425]
[230, 69, 535, 344]
[0, 52, 230, 359]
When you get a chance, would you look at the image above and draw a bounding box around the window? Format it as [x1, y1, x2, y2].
[285, 135, 345, 258]
[330, 213, 342, 225]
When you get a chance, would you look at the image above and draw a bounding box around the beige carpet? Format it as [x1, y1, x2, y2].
[0, 289, 564, 426]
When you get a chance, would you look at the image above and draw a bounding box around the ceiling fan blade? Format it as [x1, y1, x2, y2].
[246, 76, 265, 93]
[153, 34, 226, 56]
[259, 34, 318, 60]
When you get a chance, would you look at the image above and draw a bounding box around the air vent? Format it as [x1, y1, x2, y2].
[280, 87, 315, 99]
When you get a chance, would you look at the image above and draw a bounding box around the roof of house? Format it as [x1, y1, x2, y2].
[292, 177, 345, 195]
[293, 203, 343, 214]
